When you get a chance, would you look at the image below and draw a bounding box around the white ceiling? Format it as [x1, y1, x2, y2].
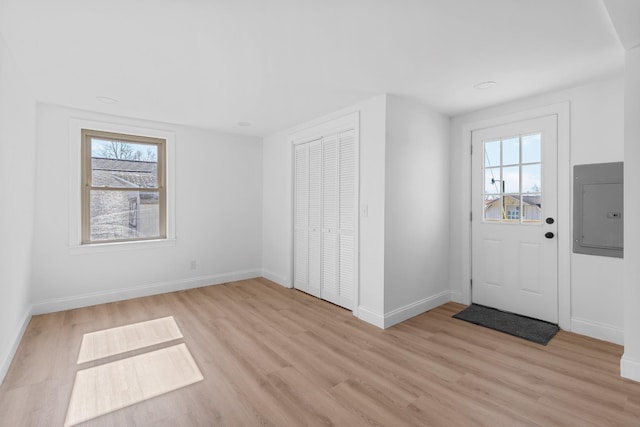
[0, 0, 624, 136]
[603, 0, 640, 50]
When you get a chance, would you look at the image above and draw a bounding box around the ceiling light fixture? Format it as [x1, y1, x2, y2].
[473, 81, 497, 90]
[96, 96, 118, 104]
[237, 121, 252, 127]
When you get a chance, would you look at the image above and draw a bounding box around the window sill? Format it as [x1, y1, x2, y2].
[69, 238, 176, 255]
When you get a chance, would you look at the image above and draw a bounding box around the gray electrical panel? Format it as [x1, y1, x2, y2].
[573, 162, 623, 258]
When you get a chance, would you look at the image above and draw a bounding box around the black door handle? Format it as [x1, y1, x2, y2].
[545, 232, 554, 239]
[546, 217, 554, 224]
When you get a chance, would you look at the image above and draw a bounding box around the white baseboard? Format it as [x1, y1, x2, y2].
[383, 290, 451, 329]
[621, 354, 640, 382]
[261, 269, 291, 288]
[357, 305, 385, 329]
[571, 317, 624, 345]
[357, 291, 452, 330]
[0, 306, 32, 386]
[31, 269, 261, 315]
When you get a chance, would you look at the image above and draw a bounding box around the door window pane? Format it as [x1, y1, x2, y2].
[484, 168, 501, 194]
[502, 137, 520, 165]
[522, 194, 542, 221]
[502, 166, 520, 193]
[484, 140, 500, 168]
[484, 195, 501, 221]
[521, 133, 541, 163]
[522, 164, 541, 193]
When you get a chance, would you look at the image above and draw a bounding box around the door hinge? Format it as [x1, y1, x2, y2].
[470, 211, 473, 221]
[470, 278, 473, 287]
[470, 144, 473, 155]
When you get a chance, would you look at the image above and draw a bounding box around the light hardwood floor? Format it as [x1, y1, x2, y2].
[1, 278, 639, 426]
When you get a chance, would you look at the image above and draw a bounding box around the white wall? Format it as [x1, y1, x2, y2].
[0, 33, 37, 383]
[383, 96, 450, 321]
[450, 76, 625, 344]
[30, 104, 263, 311]
[622, 46, 640, 380]
[261, 127, 294, 286]
[262, 95, 388, 321]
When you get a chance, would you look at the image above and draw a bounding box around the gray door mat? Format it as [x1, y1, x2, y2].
[453, 304, 559, 345]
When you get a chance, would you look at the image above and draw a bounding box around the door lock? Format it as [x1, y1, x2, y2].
[545, 232, 555, 239]
[545, 217, 555, 224]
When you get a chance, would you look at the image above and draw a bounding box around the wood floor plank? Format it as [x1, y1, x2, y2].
[330, 378, 423, 427]
[2, 277, 640, 426]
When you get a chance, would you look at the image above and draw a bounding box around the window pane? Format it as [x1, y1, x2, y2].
[522, 164, 541, 193]
[503, 166, 520, 193]
[522, 133, 541, 163]
[484, 140, 500, 168]
[502, 137, 520, 165]
[484, 195, 501, 221]
[91, 139, 158, 188]
[89, 190, 160, 241]
[522, 194, 542, 222]
[484, 167, 501, 194]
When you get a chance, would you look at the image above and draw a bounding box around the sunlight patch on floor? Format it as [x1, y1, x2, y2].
[65, 316, 202, 426]
[77, 316, 183, 364]
[65, 343, 203, 426]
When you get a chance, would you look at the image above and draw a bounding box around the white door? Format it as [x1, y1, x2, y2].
[471, 115, 558, 323]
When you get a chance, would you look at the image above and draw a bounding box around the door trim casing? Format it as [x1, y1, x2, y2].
[460, 102, 571, 330]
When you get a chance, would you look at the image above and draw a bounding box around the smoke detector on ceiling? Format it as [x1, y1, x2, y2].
[473, 81, 497, 90]
[96, 96, 118, 104]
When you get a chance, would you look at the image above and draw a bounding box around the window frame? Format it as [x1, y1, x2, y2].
[482, 132, 543, 225]
[80, 128, 167, 245]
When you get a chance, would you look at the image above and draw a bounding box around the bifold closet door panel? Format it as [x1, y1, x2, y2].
[322, 135, 339, 303]
[338, 130, 356, 309]
[293, 144, 309, 292]
[307, 140, 322, 298]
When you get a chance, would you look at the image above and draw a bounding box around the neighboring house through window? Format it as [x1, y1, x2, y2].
[81, 129, 166, 244]
[484, 195, 542, 222]
[506, 204, 520, 220]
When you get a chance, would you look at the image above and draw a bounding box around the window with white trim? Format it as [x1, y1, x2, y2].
[81, 129, 166, 244]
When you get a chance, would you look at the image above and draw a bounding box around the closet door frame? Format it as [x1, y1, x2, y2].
[290, 112, 360, 315]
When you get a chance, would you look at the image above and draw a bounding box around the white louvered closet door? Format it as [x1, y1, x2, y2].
[307, 139, 322, 298]
[321, 134, 340, 305]
[338, 130, 355, 309]
[293, 129, 357, 311]
[293, 144, 309, 293]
